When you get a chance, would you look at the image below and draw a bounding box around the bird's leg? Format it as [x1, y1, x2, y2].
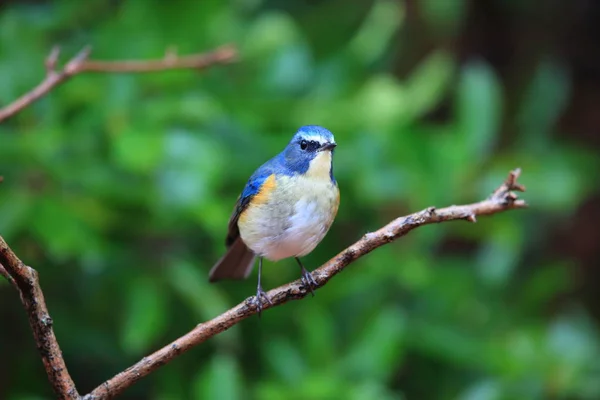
[295, 257, 318, 296]
[254, 257, 272, 316]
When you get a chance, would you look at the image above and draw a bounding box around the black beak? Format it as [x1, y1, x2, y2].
[318, 142, 337, 152]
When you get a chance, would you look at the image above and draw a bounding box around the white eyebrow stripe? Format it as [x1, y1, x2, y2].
[299, 134, 336, 143]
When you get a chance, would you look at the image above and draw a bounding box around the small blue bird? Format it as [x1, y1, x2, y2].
[209, 125, 339, 312]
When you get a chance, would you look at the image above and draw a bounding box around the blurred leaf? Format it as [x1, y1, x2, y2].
[166, 260, 231, 323]
[546, 311, 600, 395]
[8, 396, 48, 400]
[264, 43, 313, 94]
[422, 0, 467, 35]
[456, 60, 502, 164]
[0, 190, 32, 237]
[349, 0, 404, 64]
[349, 134, 408, 204]
[265, 337, 307, 384]
[476, 219, 524, 287]
[296, 0, 375, 59]
[405, 50, 455, 119]
[409, 319, 486, 367]
[298, 304, 336, 366]
[342, 306, 407, 381]
[154, 366, 187, 400]
[30, 196, 98, 260]
[349, 381, 404, 400]
[243, 12, 302, 58]
[193, 353, 244, 400]
[112, 128, 165, 173]
[158, 128, 224, 210]
[120, 275, 168, 355]
[355, 74, 407, 131]
[517, 59, 570, 152]
[458, 380, 501, 400]
[520, 263, 572, 311]
[395, 253, 434, 291]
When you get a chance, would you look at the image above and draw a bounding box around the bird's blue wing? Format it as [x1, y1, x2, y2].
[225, 168, 273, 247]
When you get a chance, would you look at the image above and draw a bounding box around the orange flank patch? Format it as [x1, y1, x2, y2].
[253, 174, 277, 205]
[238, 174, 277, 225]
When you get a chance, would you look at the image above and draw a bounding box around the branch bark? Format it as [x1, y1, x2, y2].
[0, 168, 527, 399]
[0, 45, 237, 123]
[0, 238, 79, 399]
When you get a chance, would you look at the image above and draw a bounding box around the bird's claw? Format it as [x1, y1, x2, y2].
[253, 285, 273, 317]
[300, 267, 318, 297]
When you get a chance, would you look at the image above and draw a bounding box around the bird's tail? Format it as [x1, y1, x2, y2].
[209, 237, 256, 282]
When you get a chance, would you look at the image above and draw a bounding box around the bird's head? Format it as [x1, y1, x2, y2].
[283, 125, 337, 181]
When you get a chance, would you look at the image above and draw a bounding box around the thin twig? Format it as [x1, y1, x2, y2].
[0, 44, 237, 122]
[0, 263, 16, 289]
[82, 168, 527, 399]
[79, 45, 237, 73]
[0, 238, 79, 399]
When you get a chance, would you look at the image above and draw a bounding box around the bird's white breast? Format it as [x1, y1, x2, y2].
[238, 161, 339, 261]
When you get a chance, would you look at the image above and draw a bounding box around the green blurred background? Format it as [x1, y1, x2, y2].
[1, 0, 599, 399]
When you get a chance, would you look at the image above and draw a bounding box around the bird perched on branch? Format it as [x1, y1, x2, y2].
[209, 125, 339, 314]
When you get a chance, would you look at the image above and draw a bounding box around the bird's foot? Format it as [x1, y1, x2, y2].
[253, 285, 273, 317]
[300, 267, 318, 297]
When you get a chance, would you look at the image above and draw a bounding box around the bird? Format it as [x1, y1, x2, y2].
[209, 125, 339, 314]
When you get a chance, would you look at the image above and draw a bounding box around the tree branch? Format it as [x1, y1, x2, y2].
[0, 44, 237, 123]
[0, 238, 79, 399]
[81, 168, 527, 399]
[0, 168, 527, 399]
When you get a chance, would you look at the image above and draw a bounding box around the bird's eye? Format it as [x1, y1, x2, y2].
[300, 140, 308, 150]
